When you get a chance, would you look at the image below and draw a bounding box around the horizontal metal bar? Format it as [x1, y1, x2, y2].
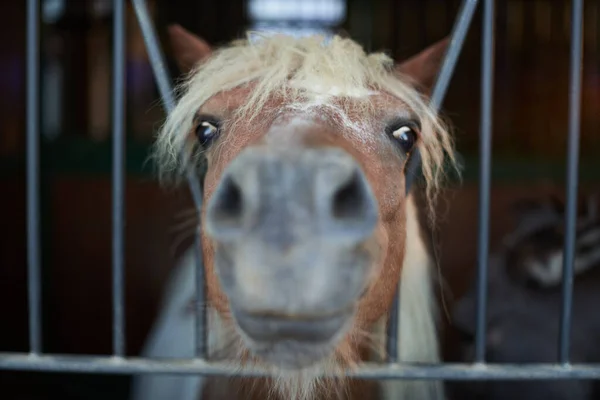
[1, 353, 600, 380]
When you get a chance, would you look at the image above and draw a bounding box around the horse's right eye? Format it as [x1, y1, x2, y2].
[195, 118, 221, 148]
[391, 125, 418, 153]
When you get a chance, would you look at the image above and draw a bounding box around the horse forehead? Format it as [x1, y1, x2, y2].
[262, 109, 379, 147]
[289, 80, 380, 99]
[263, 114, 321, 145]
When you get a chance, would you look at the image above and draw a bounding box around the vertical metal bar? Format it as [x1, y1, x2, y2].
[131, 0, 175, 112]
[385, 290, 399, 361]
[194, 229, 207, 358]
[389, 0, 480, 362]
[559, 0, 584, 364]
[131, 0, 207, 359]
[26, 0, 42, 356]
[405, 0, 480, 192]
[112, 0, 126, 358]
[474, 0, 495, 363]
[429, 0, 480, 111]
[390, 0, 400, 58]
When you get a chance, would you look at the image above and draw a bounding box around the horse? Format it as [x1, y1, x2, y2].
[450, 193, 600, 400]
[130, 25, 458, 400]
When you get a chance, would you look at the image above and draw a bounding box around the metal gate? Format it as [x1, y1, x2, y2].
[1, 0, 599, 385]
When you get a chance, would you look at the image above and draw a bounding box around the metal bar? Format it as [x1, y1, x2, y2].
[194, 231, 207, 358]
[1, 353, 600, 380]
[559, 0, 584, 364]
[112, 0, 126, 358]
[385, 291, 400, 362]
[26, 0, 42, 355]
[474, 0, 495, 363]
[388, 0, 480, 362]
[131, 0, 207, 359]
[405, 0, 479, 193]
[131, 0, 175, 112]
[429, 0, 480, 111]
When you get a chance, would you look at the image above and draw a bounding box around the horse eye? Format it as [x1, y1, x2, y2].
[195, 119, 220, 148]
[391, 125, 418, 153]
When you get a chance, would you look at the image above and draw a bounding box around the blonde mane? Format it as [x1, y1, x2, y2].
[154, 31, 458, 223]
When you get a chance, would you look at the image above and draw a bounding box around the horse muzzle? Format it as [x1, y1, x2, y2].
[204, 145, 379, 368]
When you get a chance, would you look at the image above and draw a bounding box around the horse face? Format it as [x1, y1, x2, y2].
[199, 95, 419, 369]
[166, 27, 451, 369]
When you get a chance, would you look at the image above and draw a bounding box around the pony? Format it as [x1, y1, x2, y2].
[130, 25, 458, 400]
[451, 193, 600, 400]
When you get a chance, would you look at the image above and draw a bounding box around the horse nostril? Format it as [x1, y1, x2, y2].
[332, 171, 367, 220]
[326, 166, 377, 240]
[215, 176, 243, 219]
[206, 175, 245, 238]
[206, 147, 377, 244]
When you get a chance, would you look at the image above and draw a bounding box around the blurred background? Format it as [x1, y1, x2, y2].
[0, 0, 598, 399]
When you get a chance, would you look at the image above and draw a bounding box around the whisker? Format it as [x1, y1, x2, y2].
[168, 226, 199, 257]
[173, 207, 199, 220]
[167, 216, 199, 235]
[350, 327, 386, 361]
[209, 335, 241, 361]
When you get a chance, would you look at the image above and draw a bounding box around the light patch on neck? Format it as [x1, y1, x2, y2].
[381, 194, 444, 400]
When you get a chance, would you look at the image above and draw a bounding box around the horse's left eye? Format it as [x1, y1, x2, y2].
[391, 125, 418, 153]
[195, 119, 220, 148]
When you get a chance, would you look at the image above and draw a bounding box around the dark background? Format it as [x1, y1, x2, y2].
[0, 0, 598, 399]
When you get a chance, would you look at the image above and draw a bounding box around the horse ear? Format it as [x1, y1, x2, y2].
[395, 36, 450, 96]
[167, 24, 212, 74]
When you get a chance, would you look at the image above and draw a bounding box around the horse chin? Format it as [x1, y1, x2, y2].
[246, 339, 337, 370]
[233, 313, 355, 370]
